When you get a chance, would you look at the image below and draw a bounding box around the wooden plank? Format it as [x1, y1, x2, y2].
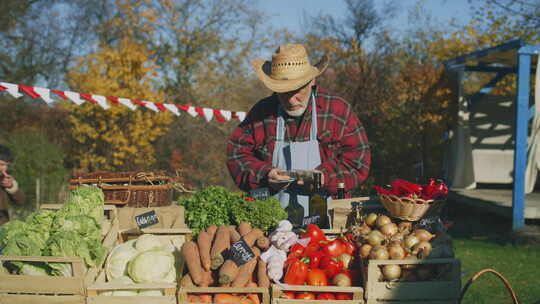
[70, 176, 171, 184]
[86, 296, 176, 304]
[179, 286, 270, 304]
[271, 284, 364, 304]
[0, 256, 83, 264]
[366, 300, 457, 304]
[0, 276, 84, 294]
[0, 294, 85, 304]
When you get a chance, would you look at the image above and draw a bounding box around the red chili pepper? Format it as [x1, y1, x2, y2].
[301, 224, 327, 244]
[307, 251, 325, 269]
[284, 258, 309, 285]
[423, 178, 448, 200]
[391, 179, 423, 196]
[374, 185, 395, 196]
[320, 255, 343, 278]
[322, 239, 346, 257]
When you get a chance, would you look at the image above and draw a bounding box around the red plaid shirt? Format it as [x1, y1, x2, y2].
[226, 87, 371, 198]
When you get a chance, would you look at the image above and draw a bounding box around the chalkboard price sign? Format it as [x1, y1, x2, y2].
[135, 210, 159, 229]
[230, 239, 255, 265]
[302, 214, 320, 227]
[249, 187, 270, 200]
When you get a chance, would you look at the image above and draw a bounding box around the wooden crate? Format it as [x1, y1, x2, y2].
[0, 205, 119, 304]
[328, 197, 382, 230]
[179, 286, 271, 304]
[271, 284, 364, 304]
[362, 258, 461, 304]
[86, 227, 192, 304]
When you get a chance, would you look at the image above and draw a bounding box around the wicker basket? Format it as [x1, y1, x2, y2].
[379, 194, 445, 221]
[70, 171, 173, 207]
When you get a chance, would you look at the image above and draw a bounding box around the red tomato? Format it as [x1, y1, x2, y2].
[336, 293, 353, 300]
[296, 292, 316, 300]
[307, 268, 328, 286]
[322, 239, 346, 257]
[282, 291, 296, 299]
[342, 239, 356, 256]
[316, 292, 336, 300]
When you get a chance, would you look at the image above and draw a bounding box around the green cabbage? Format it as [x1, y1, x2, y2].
[19, 262, 50, 276]
[134, 234, 163, 252]
[0, 220, 27, 249]
[105, 240, 139, 280]
[53, 185, 104, 230]
[57, 215, 101, 241]
[45, 231, 104, 276]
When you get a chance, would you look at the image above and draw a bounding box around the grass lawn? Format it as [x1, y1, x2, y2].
[446, 202, 540, 304]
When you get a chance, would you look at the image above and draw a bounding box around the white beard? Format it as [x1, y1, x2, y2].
[283, 104, 307, 117]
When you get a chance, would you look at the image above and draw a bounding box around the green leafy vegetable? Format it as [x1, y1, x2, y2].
[231, 195, 287, 232]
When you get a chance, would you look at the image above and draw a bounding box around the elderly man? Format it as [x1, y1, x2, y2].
[227, 44, 370, 224]
[0, 145, 25, 225]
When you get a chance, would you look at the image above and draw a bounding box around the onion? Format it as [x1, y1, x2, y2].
[390, 231, 406, 244]
[365, 230, 384, 247]
[376, 215, 391, 228]
[337, 253, 353, 269]
[333, 273, 352, 287]
[412, 241, 432, 258]
[388, 245, 406, 260]
[365, 213, 378, 227]
[357, 223, 372, 235]
[369, 246, 389, 260]
[416, 265, 432, 281]
[359, 244, 373, 259]
[382, 264, 401, 281]
[404, 235, 420, 249]
[398, 221, 413, 232]
[380, 223, 398, 236]
[414, 229, 435, 242]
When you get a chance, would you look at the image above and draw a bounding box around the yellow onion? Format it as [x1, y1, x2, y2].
[359, 244, 373, 259]
[412, 241, 433, 258]
[376, 215, 392, 228]
[365, 213, 378, 227]
[382, 264, 401, 281]
[414, 229, 435, 242]
[380, 223, 398, 236]
[357, 223, 372, 235]
[369, 246, 389, 260]
[404, 235, 420, 249]
[398, 221, 413, 232]
[365, 230, 384, 247]
[388, 245, 406, 260]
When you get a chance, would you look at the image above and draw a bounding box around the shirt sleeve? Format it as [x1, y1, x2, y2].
[5, 179, 25, 206]
[317, 106, 371, 198]
[226, 115, 273, 192]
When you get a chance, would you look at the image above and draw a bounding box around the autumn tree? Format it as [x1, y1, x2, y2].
[63, 0, 172, 172]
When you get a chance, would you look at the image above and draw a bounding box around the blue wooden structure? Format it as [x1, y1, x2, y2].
[445, 39, 540, 231]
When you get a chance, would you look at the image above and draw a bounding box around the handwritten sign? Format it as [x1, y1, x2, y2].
[230, 239, 255, 265]
[249, 187, 270, 200]
[302, 214, 320, 227]
[135, 210, 159, 229]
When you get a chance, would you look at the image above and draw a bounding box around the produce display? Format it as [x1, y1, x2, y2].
[180, 222, 270, 303]
[99, 234, 181, 296]
[179, 186, 287, 235]
[0, 185, 106, 276]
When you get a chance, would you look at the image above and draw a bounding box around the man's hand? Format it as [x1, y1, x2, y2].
[0, 169, 13, 189]
[295, 170, 325, 186]
[267, 168, 293, 191]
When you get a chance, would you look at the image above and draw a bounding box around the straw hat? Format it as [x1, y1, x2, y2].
[251, 44, 328, 93]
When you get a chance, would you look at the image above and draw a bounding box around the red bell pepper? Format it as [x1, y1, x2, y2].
[322, 239, 346, 257]
[316, 293, 336, 300]
[284, 258, 309, 285]
[320, 255, 343, 278]
[336, 293, 353, 300]
[391, 179, 423, 196]
[303, 241, 321, 256]
[307, 268, 328, 286]
[289, 243, 305, 258]
[307, 251, 325, 269]
[341, 238, 356, 256]
[301, 224, 327, 244]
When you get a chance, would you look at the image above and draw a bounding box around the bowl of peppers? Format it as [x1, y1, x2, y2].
[374, 178, 449, 221]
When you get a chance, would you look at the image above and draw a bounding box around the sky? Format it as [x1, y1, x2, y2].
[257, 0, 474, 38]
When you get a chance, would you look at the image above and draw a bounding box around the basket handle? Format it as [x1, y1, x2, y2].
[460, 268, 519, 304]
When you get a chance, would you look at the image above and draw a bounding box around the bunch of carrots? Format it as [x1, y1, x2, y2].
[180, 223, 271, 304]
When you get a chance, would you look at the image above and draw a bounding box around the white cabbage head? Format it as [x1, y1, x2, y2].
[135, 234, 163, 252]
[105, 240, 139, 281]
[128, 249, 175, 283]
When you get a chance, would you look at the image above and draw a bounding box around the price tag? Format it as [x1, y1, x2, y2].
[249, 187, 270, 200]
[134, 210, 159, 229]
[302, 214, 320, 227]
[230, 239, 255, 265]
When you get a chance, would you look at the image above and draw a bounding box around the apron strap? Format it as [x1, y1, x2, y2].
[309, 91, 318, 140]
[277, 106, 285, 142]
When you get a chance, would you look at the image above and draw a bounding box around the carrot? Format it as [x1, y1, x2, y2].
[206, 225, 218, 238]
[199, 294, 212, 303]
[246, 282, 261, 304]
[210, 225, 230, 270]
[238, 222, 252, 236]
[218, 259, 239, 285]
[180, 273, 195, 287]
[256, 259, 270, 288]
[182, 241, 204, 285]
[240, 298, 254, 304]
[214, 293, 242, 304]
[229, 226, 242, 243]
[255, 236, 270, 250]
[232, 247, 261, 287]
[197, 231, 213, 271]
[242, 229, 264, 247]
[199, 270, 215, 287]
[187, 294, 200, 303]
